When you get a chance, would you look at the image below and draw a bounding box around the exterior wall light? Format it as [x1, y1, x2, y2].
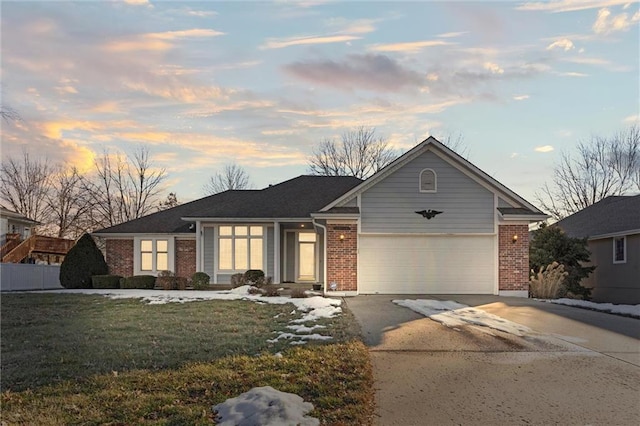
[339, 234, 345, 240]
[512, 234, 518, 243]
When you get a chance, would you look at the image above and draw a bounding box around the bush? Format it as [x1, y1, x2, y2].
[290, 288, 307, 298]
[191, 272, 210, 290]
[530, 224, 594, 299]
[244, 269, 265, 284]
[91, 275, 122, 289]
[60, 234, 108, 289]
[156, 270, 188, 290]
[231, 273, 245, 288]
[529, 262, 568, 299]
[262, 284, 280, 297]
[121, 275, 156, 289]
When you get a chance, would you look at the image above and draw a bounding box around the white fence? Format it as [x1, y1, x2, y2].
[0, 263, 63, 291]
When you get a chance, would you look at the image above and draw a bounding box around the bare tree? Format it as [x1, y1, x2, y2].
[0, 150, 52, 229]
[158, 192, 179, 211]
[203, 164, 251, 195]
[440, 132, 470, 159]
[45, 166, 89, 238]
[536, 125, 639, 220]
[84, 147, 166, 229]
[308, 126, 398, 179]
[1, 105, 21, 122]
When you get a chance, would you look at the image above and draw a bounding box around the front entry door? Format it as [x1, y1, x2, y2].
[297, 233, 316, 281]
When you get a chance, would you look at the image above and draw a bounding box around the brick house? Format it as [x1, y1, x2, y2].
[93, 137, 548, 296]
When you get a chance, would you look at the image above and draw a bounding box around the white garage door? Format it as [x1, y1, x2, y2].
[359, 235, 496, 294]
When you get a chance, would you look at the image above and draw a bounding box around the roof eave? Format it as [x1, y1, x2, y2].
[180, 217, 314, 222]
[310, 213, 361, 220]
[588, 228, 640, 240]
[500, 214, 550, 222]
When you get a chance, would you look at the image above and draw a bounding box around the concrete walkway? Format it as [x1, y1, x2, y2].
[345, 295, 640, 426]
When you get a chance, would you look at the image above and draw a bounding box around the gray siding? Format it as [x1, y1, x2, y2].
[203, 226, 215, 277]
[360, 150, 495, 233]
[266, 226, 274, 278]
[584, 235, 640, 304]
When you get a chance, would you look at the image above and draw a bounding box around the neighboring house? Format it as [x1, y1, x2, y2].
[556, 195, 640, 304]
[0, 206, 75, 265]
[93, 137, 548, 296]
[1, 206, 38, 245]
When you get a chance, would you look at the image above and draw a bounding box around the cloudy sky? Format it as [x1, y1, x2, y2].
[1, 0, 638, 204]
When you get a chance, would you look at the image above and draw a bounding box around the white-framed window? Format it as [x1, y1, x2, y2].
[419, 168, 437, 192]
[218, 225, 264, 271]
[613, 236, 626, 263]
[135, 237, 174, 274]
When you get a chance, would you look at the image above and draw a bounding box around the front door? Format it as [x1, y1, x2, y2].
[297, 233, 316, 281]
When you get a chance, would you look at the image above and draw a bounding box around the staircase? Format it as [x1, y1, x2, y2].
[2, 235, 37, 263]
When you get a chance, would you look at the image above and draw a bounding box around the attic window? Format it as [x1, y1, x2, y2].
[419, 169, 437, 192]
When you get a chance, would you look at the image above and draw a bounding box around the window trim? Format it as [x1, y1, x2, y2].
[133, 236, 175, 275]
[217, 225, 265, 272]
[613, 236, 626, 264]
[419, 168, 437, 193]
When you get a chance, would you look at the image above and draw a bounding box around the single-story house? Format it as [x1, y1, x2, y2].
[93, 137, 548, 296]
[556, 195, 640, 304]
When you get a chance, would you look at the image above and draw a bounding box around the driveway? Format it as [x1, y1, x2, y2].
[345, 295, 640, 426]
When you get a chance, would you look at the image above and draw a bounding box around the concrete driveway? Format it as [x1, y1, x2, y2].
[345, 295, 640, 426]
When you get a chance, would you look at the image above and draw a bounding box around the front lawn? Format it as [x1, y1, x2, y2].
[1, 293, 373, 425]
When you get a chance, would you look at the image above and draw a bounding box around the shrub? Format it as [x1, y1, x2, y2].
[530, 262, 568, 299]
[157, 270, 176, 290]
[60, 234, 108, 289]
[91, 275, 122, 289]
[262, 284, 280, 297]
[121, 275, 156, 289]
[191, 272, 210, 290]
[290, 288, 307, 298]
[530, 224, 594, 299]
[231, 273, 245, 288]
[244, 269, 265, 284]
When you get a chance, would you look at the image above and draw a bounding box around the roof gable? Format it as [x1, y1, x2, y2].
[556, 195, 640, 239]
[321, 136, 547, 217]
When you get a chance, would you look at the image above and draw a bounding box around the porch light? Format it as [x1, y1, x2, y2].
[339, 234, 345, 240]
[512, 234, 518, 243]
[301, 224, 305, 228]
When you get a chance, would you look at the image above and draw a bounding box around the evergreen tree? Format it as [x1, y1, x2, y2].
[60, 234, 108, 288]
[529, 224, 595, 299]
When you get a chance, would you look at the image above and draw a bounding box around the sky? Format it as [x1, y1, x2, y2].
[1, 0, 639, 206]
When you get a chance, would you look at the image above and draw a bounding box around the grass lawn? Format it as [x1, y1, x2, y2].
[1, 293, 374, 425]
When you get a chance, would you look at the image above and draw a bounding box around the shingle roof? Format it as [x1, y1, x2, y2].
[555, 195, 640, 239]
[93, 175, 362, 234]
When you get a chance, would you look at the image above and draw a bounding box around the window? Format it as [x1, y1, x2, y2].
[139, 239, 170, 272]
[419, 169, 437, 192]
[218, 225, 263, 271]
[613, 236, 626, 263]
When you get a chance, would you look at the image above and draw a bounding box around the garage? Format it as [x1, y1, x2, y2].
[358, 234, 496, 294]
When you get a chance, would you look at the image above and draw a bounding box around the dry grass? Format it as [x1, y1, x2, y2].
[0, 293, 373, 425]
[529, 261, 568, 299]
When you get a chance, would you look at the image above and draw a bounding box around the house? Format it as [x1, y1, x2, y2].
[1, 206, 76, 265]
[1, 206, 38, 245]
[556, 195, 640, 304]
[93, 137, 548, 296]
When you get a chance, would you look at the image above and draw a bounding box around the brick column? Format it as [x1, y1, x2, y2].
[176, 239, 196, 279]
[326, 223, 358, 292]
[498, 224, 529, 293]
[106, 239, 133, 277]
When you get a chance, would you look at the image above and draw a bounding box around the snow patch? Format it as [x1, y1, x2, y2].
[394, 299, 532, 336]
[550, 298, 640, 318]
[213, 386, 319, 426]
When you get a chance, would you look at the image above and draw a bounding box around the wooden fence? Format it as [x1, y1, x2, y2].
[0, 263, 63, 291]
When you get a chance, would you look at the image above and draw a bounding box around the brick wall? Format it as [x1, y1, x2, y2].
[176, 239, 196, 279]
[498, 224, 529, 292]
[106, 239, 133, 277]
[326, 223, 358, 292]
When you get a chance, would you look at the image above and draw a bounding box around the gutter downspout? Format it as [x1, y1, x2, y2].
[312, 219, 328, 294]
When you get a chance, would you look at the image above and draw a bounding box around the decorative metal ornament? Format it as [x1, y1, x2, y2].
[415, 209, 443, 219]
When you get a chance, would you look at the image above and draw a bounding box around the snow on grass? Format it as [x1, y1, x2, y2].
[550, 298, 640, 318]
[213, 386, 319, 426]
[394, 299, 532, 336]
[38, 287, 341, 344]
